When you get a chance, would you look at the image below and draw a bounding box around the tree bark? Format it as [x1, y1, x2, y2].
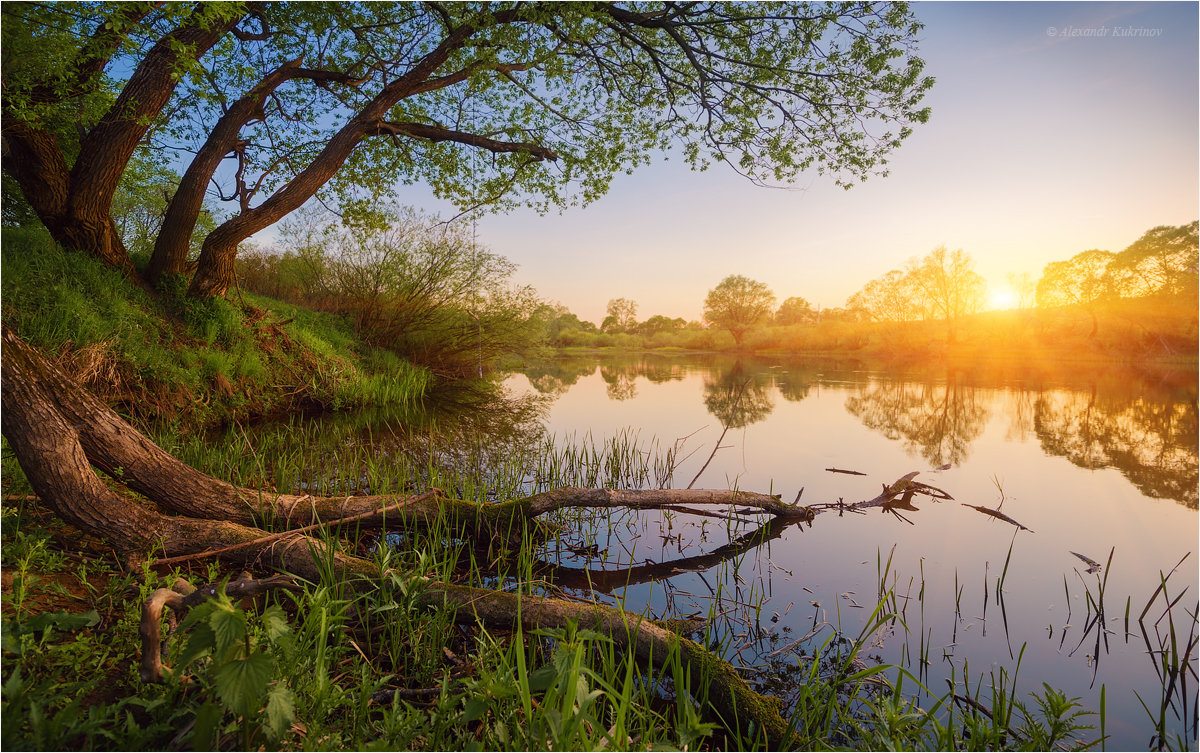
[2, 328, 796, 744]
[147, 61, 364, 284]
[2, 6, 244, 273]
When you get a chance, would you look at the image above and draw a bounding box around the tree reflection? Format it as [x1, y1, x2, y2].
[523, 357, 597, 396]
[1034, 387, 1198, 507]
[702, 360, 775, 428]
[772, 361, 825, 403]
[600, 364, 638, 400]
[844, 375, 989, 466]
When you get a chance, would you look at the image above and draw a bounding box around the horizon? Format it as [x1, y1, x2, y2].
[360, 1, 1199, 324]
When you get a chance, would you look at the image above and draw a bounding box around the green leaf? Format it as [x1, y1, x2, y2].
[462, 696, 491, 723]
[21, 610, 100, 635]
[261, 605, 291, 642]
[264, 684, 295, 739]
[528, 665, 557, 693]
[175, 622, 217, 669]
[213, 650, 272, 716]
[190, 702, 224, 751]
[208, 604, 247, 654]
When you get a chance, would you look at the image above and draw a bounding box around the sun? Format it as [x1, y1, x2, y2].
[987, 287, 1018, 311]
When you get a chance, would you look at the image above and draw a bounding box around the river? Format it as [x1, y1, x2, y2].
[505, 352, 1198, 750]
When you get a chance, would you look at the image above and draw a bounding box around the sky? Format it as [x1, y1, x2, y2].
[386, 2, 1199, 325]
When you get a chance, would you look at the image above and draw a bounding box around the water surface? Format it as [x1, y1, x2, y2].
[509, 352, 1198, 749]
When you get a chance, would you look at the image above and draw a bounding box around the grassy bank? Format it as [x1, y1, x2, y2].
[1, 227, 431, 432]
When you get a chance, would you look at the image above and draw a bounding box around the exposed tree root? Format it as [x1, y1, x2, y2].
[2, 328, 804, 744]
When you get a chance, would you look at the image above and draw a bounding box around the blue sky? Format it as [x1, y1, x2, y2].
[384, 2, 1199, 324]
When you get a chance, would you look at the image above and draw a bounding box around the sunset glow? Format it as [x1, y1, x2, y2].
[987, 287, 1018, 311]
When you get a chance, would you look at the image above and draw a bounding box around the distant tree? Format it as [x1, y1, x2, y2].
[639, 315, 686, 336]
[704, 275, 776, 346]
[1104, 221, 1198, 298]
[1006, 272, 1037, 310]
[774, 296, 815, 325]
[846, 269, 921, 322]
[604, 298, 639, 333]
[906, 246, 986, 340]
[1035, 249, 1115, 338]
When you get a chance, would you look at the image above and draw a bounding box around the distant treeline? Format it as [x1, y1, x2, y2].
[235, 213, 1195, 369]
[533, 221, 1197, 361]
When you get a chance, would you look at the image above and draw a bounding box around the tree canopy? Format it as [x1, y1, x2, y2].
[704, 275, 775, 345]
[774, 296, 815, 325]
[2, 2, 933, 298]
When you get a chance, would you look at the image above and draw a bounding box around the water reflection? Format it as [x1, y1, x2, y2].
[844, 377, 989, 467]
[1034, 386, 1199, 507]
[522, 354, 1199, 506]
[600, 364, 638, 401]
[702, 360, 774, 428]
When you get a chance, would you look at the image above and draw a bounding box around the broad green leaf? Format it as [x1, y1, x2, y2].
[261, 605, 291, 642]
[21, 610, 100, 634]
[190, 702, 224, 751]
[208, 604, 247, 654]
[462, 696, 491, 723]
[213, 650, 272, 716]
[265, 684, 295, 739]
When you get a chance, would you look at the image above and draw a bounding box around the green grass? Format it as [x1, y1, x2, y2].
[1, 227, 431, 430]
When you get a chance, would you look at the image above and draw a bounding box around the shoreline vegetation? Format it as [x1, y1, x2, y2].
[534, 297, 1198, 368]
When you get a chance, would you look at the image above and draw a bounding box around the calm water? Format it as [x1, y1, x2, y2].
[506, 353, 1198, 749]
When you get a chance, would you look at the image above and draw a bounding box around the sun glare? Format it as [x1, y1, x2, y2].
[987, 287, 1018, 311]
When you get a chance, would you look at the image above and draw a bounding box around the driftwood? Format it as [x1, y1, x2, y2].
[962, 503, 1033, 532]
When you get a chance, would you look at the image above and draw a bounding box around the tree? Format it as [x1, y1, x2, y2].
[1104, 221, 1199, 298]
[704, 275, 775, 346]
[638, 314, 686, 336]
[845, 269, 921, 322]
[604, 298, 639, 334]
[1006, 272, 1037, 310]
[4, 3, 933, 299]
[774, 296, 814, 325]
[905, 247, 986, 340]
[1036, 249, 1115, 338]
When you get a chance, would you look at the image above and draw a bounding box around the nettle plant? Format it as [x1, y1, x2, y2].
[172, 591, 296, 748]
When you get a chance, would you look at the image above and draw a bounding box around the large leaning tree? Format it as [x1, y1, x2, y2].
[2, 2, 933, 741]
[4, 1, 932, 299]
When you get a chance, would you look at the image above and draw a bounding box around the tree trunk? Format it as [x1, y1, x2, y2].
[2, 7, 243, 274]
[148, 60, 326, 285]
[0, 327, 800, 744]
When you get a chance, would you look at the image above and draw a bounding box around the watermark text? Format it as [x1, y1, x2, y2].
[1046, 25, 1163, 39]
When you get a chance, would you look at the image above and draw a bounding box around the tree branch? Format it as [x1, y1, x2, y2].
[371, 120, 559, 161]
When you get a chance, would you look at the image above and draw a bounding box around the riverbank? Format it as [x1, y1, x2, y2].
[1, 229, 1189, 751]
